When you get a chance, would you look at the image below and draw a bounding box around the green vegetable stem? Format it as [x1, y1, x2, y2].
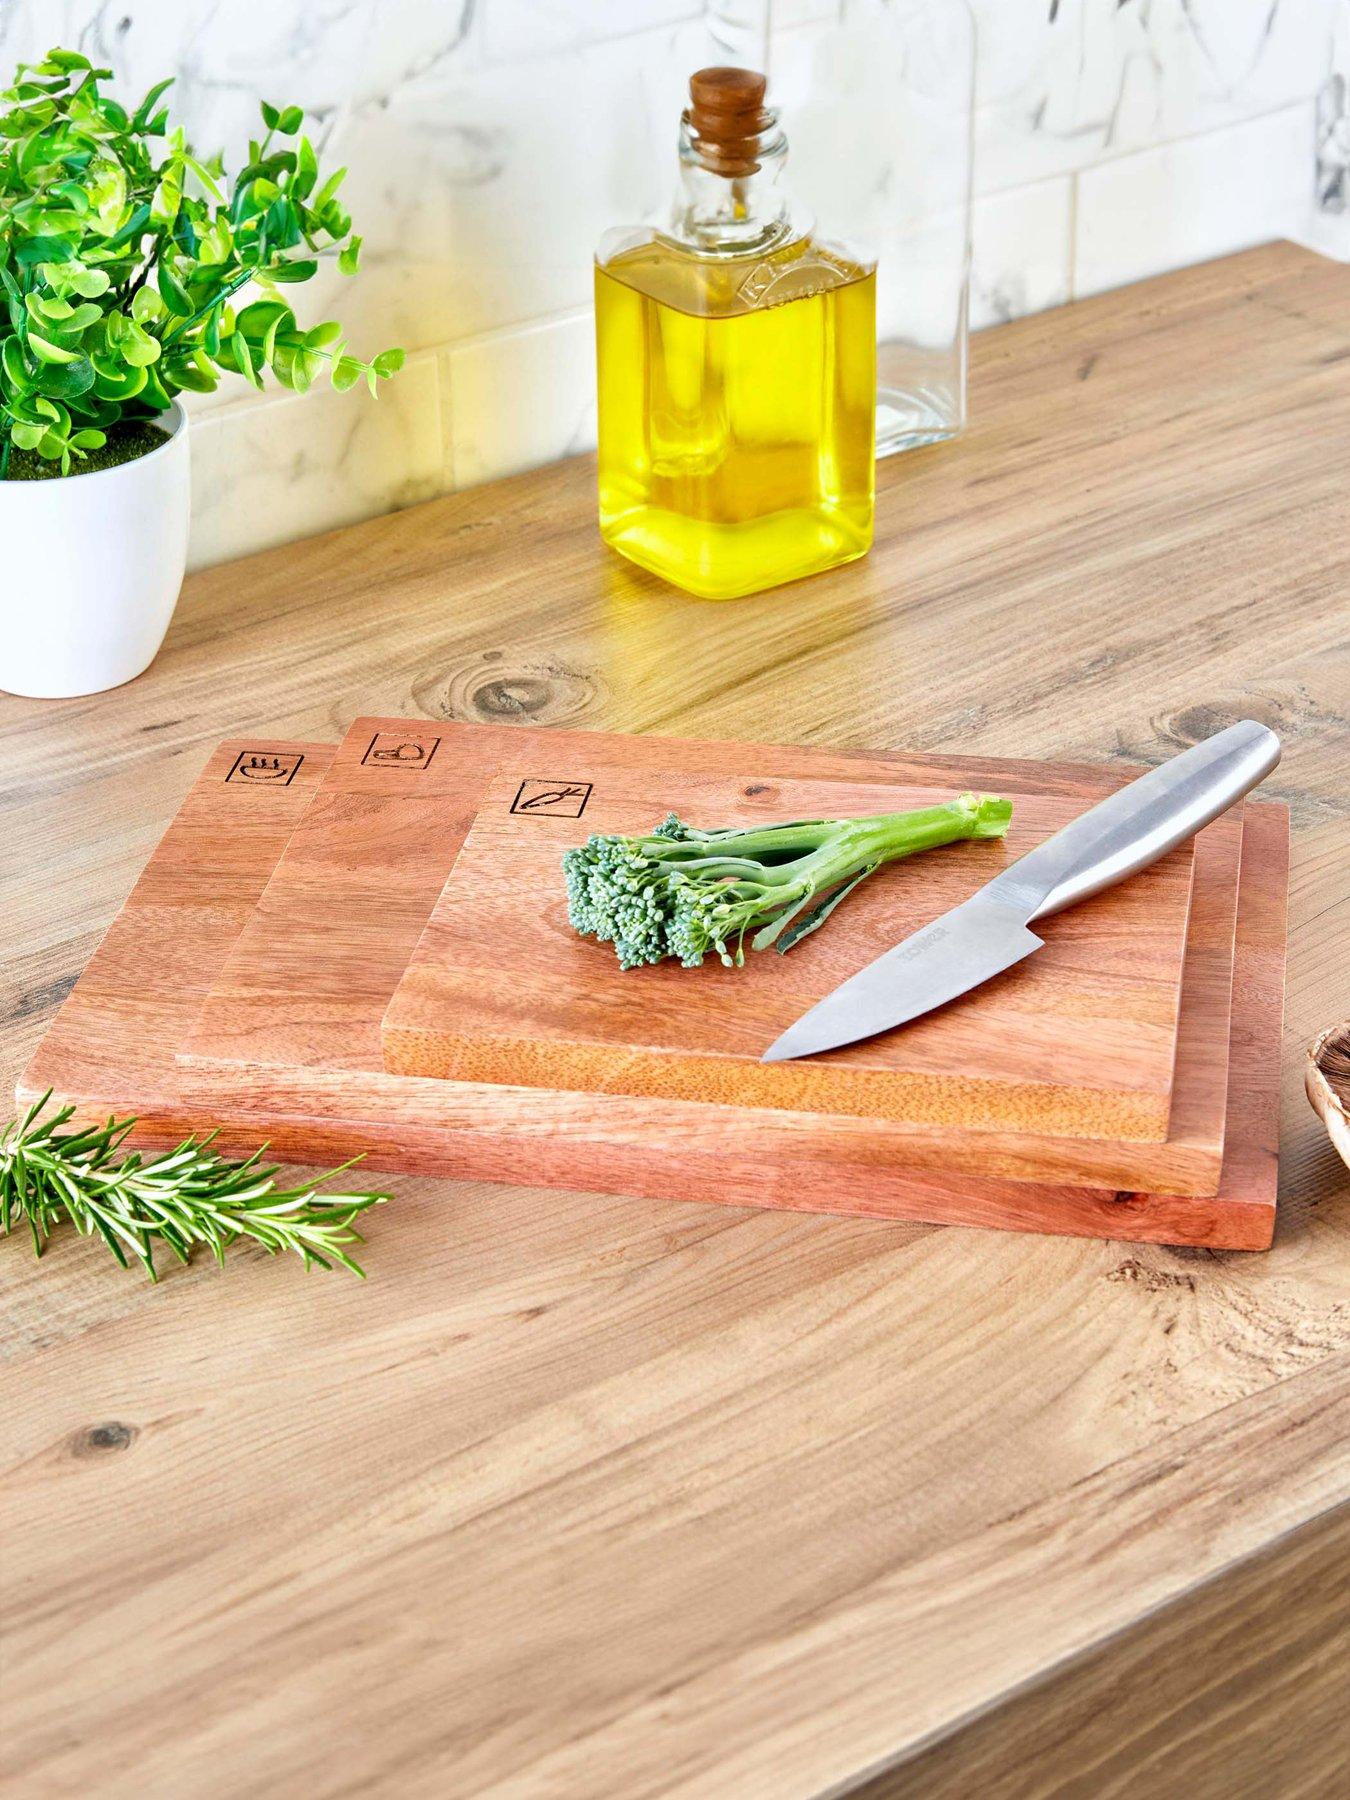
[564, 792, 1013, 970]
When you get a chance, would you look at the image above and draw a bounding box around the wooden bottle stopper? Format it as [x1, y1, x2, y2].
[686, 67, 774, 178]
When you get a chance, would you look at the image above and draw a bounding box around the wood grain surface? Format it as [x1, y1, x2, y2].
[16, 737, 1281, 1251]
[2, 243, 1347, 1799]
[381, 754, 1197, 1140]
[179, 715, 1242, 1199]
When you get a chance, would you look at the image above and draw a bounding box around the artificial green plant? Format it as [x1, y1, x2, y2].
[0, 46, 402, 476]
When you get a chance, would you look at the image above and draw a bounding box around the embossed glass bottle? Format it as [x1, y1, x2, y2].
[595, 68, 876, 601]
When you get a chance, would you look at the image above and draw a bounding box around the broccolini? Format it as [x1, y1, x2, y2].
[564, 792, 1012, 970]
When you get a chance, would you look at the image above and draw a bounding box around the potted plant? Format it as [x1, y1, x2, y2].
[1, 47, 402, 699]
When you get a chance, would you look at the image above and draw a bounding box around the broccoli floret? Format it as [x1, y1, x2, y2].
[563, 792, 1012, 970]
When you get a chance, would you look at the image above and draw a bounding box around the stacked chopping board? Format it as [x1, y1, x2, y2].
[17, 716, 1289, 1248]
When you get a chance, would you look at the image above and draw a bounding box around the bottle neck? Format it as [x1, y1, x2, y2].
[668, 115, 795, 256]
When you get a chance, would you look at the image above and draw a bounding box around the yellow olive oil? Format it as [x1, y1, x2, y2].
[596, 236, 876, 599]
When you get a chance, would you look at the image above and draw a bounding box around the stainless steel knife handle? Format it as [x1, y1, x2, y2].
[992, 720, 1281, 922]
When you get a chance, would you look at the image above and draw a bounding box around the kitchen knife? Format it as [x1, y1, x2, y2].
[761, 719, 1281, 1063]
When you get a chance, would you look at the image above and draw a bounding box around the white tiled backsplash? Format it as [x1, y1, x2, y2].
[3, 0, 1345, 569]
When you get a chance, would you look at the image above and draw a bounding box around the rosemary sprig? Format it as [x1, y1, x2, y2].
[0, 1094, 389, 1280]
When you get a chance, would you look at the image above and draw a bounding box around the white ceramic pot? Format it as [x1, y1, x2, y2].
[1, 402, 190, 699]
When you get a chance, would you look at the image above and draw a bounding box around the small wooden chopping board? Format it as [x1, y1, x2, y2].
[16, 736, 1285, 1248]
[381, 763, 1196, 1141]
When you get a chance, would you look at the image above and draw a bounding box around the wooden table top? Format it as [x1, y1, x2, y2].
[3, 241, 1347, 1798]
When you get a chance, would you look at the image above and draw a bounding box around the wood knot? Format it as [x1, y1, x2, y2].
[1156, 699, 1283, 753]
[416, 654, 605, 728]
[71, 1421, 138, 1459]
[1105, 1258, 1196, 1293]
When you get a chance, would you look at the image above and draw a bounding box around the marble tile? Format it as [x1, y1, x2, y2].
[971, 178, 1073, 329]
[294, 24, 674, 358]
[973, 0, 1334, 193]
[1304, 0, 1350, 257]
[185, 350, 444, 570]
[484, 1, 701, 63]
[1075, 102, 1316, 299]
[444, 310, 596, 489]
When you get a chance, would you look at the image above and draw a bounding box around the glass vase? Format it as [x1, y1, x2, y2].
[774, 0, 975, 454]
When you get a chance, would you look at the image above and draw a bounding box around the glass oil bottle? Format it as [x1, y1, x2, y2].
[594, 67, 876, 600]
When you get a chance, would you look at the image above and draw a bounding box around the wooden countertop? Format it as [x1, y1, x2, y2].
[2, 242, 1347, 1798]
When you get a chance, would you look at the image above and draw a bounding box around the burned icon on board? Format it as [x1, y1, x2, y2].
[226, 751, 304, 785]
[511, 779, 593, 818]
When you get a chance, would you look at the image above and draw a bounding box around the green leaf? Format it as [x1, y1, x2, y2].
[157, 263, 193, 317]
[312, 165, 347, 213]
[45, 260, 111, 298]
[197, 214, 232, 265]
[133, 77, 175, 130]
[27, 331, 81, 365]
[337, 234, 362, 277]
[49, 181, 92, 216]
[103, 201, 152, 250]
[29, 297, 102, 336]
[236, 299, 292, 362]
[260, 100, 281, 130]
[228, 330, 261, 388]
[14, 235, 76, 269]
[119, 317, 162, 367]
[372, 348, 404, 380]
[90, 357, 147, 402]
[162, 350, 217, 392]
[278, 104, 304, 135]
[1, 336, 33, 394]
[331, 354, 363, 392]
[293, 134, 318, 198]
[272, 339, 320, 394]
[131, 286, 166, 324]
[85, 156, 128, 230]
[305, 319, 343, 351]
[267, 257, 317, 284]
[179, 151, 225, 201]
[70, 427, 106, 449]
[150, 168, 181, 228]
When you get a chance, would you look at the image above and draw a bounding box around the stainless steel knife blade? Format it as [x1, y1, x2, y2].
[760, 719, 1281, 1064]
[760, 895, 1044, 1062]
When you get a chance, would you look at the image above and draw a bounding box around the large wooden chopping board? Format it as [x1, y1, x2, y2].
[183, 717, 1236, 1193]
[16, 737, 1285, 1248]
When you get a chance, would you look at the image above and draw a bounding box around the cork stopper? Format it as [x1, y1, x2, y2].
[685, 67, 774, 178]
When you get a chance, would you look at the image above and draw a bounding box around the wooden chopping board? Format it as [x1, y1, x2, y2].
[16, 737, 1285, 1249]
[381, 763, 1196, 1140]
[182, 716, 1236, 1194]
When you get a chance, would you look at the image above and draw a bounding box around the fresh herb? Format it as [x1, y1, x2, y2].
[564, 792, 1013, 970]
[0, 46, 403, 477]
[0, 1094, 389, 1280]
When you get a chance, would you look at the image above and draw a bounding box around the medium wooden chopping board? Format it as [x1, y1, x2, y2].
[181, 717, 1236, 1194]
[16, 736, 1284, 1248]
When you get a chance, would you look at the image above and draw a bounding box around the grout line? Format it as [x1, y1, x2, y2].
[442, 305, 594, 357]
